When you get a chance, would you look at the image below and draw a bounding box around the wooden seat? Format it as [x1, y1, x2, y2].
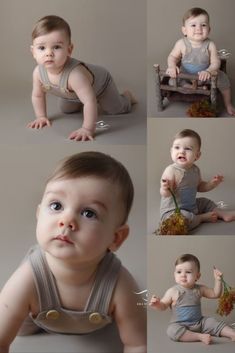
[154, 64, 218, 112]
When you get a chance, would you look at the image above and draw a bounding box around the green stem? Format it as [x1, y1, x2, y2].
[221, 277, 231, 293]
[168, 188, 180, 214]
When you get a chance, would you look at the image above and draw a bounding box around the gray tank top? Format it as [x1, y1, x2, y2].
[181, 37, 210, 74]
[28, 246, 121, 334]
[170, 284, 202, 325]
[160, 163, 200, 218]
[38, 58, 112, 101]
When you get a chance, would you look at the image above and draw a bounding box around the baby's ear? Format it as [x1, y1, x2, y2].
[108, 224, 129, 252]
[181, 26, 187, 36]
[195, 151, 201, 161]
[68, 43, 74, 56]
[196, 272, 201, 281]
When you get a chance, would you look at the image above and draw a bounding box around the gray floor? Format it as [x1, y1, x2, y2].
[0, 85, 146, 145]
[148, 309, 235, 353]
[12, 323, 123, 353]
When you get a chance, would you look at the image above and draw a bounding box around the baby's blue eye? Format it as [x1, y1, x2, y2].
[50, 202, 62, 211]
[81, 209, 97, 219]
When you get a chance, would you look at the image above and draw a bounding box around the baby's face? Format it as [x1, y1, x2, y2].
[174, 261, 200, 288]
[182, 14, 210, 43]
[171, 136, 201, 169]
[36, 176, 127, 264]
[31, 30, 73, 73]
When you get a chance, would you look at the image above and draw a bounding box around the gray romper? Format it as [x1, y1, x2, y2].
[38, 57, 131, 115]
[180, 37, 230, 90]
[160, 164, 216, 230]
[167, 284, 226, 341]
[17, 246, 121, 335]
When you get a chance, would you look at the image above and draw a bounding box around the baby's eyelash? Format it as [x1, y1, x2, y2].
[49, 201, 63, 211]
[81, 208, 98, 219]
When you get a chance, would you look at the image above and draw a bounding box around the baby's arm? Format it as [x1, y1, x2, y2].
[67, 66, 98, 141]
[197, 174, 224, 192]
[200, 267, 223, 299]
[166, 39, 183, 78]
[198, 41, 221, 81]
[149, 288, 173, 311]
[0, 261, 36, 352]
[112, 267, 146, 353]
[27, 67, 51, 129]
[160, 165, 176, 197]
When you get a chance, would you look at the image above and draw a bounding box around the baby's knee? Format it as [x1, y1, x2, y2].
[167, 323, 186, 341]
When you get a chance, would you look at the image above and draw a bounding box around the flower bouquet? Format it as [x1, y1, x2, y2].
[187, 99, 217, 117]
[217, 276, 235, 316]
[156, 188, 189, 235]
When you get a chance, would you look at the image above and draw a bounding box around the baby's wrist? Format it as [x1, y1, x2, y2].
[81, 125, 95, 134]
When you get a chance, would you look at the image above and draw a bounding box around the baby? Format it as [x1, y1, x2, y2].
[166, 7, 235, 116]
[149, 253, 235, 344]
[0, 151, 146, 353]
[160, 129, 235, 231]
[27, 15, 136, 141]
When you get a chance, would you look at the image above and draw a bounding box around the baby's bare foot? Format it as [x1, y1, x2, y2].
[123, 90, 138, 104]
[199, 333, 212, 345]
[215, 210, 235, 222]
[226, 104, 235, 116]
[200, 211, 218, 223]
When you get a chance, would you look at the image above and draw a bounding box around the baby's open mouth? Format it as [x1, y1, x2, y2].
[178, 156, 186, 161]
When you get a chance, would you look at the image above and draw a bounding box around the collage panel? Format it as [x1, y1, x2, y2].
[148, 236, 235, 353]
[147, 0, 235, 118]
[148, 118, 235, 235]
[0, 0, 146, 145]
[0, 143, 146, 352]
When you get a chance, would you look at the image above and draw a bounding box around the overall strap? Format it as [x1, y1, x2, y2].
[59, 58, 81, 91]
[38, 65, 51, 89]
[29, 247, 61, 311]
[85, 252, 121, 314]
[183, 37, 192, 54]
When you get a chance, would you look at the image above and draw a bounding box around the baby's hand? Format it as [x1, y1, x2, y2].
[166, 67, 179, 78]
[69, 127, 94, 142]
[161, 178, 171, 191]
[213, 266, 223, 281]
[27, 117, 51, 129]
[211, 175, 224, 187]
[149, 295, 161, 308]
[198, 70, 211, 82]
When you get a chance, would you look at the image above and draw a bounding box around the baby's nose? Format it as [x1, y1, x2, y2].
[58, 217, 77, 232]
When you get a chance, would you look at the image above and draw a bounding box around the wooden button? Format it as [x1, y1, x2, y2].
[89, 312, 102, 324]
[46, 310, 60, 320]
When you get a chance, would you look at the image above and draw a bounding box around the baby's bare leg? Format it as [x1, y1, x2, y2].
[179, 330, 212, 344]
[198, 211, 218, 224]
[221, 88, 235, 116]
[214, 208, 235, 222]
[220, 325, 235, 341]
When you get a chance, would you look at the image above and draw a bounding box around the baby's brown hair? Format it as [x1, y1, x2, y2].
[173, 129, 201, 150]
[182, 7, 210, 25]
[32, 15, 71, 43]
[175, 254, 201, 272]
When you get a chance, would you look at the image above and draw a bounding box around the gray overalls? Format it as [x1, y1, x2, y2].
[18, 246, 121, 335]
[38, 58, 131, 115]
[160, 163, 216, 230]
[167, 284, 226, 341]
[181, 37, 230, 90]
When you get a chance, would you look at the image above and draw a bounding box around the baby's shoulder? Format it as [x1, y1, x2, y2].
[162, 164, 177, 176]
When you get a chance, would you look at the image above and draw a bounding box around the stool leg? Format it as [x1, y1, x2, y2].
[154, 64, 163, 111]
